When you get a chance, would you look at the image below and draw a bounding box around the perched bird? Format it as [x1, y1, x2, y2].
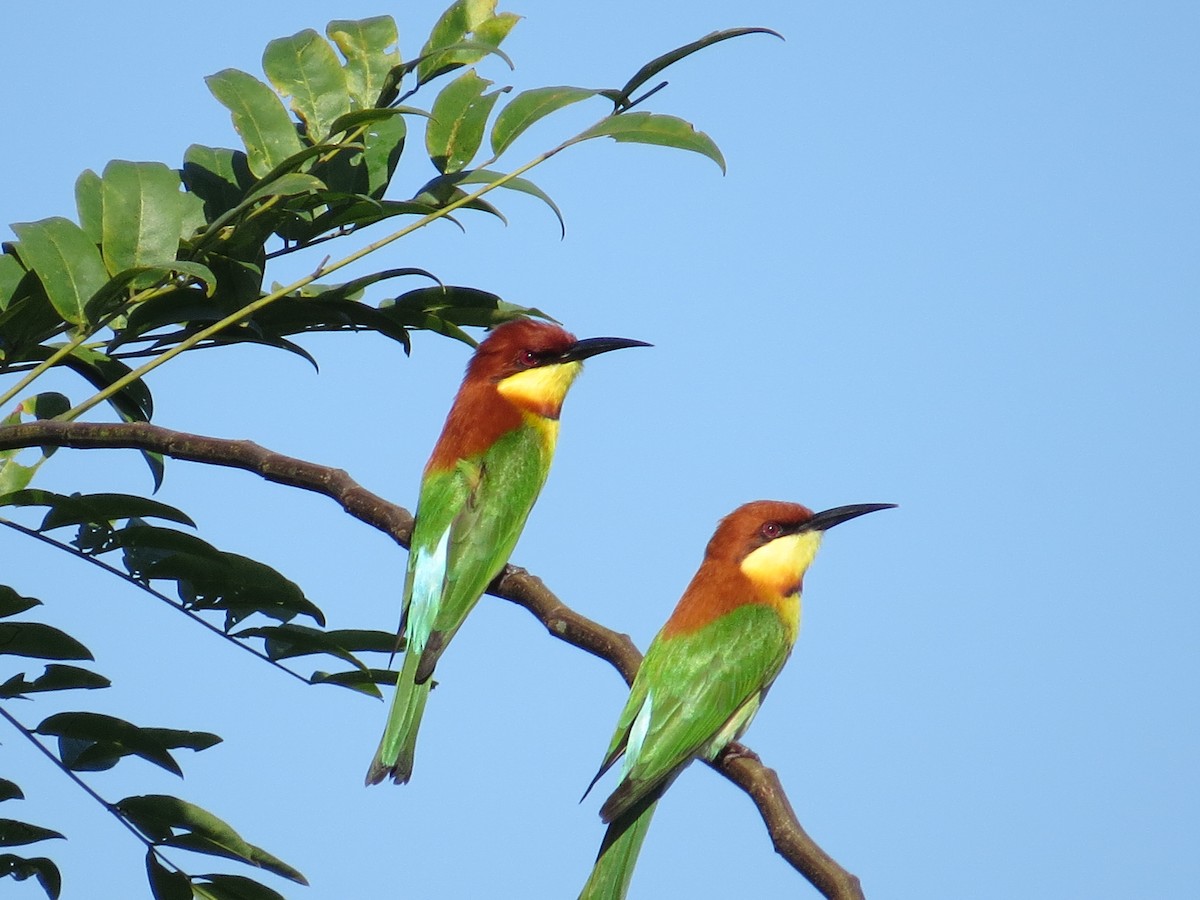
[578, 499, 895, 899]
[367, 318, 649, 786]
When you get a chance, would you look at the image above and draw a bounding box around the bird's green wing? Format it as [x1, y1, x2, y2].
[400, 461, 476, 657]
[416, 424, 552, 679]
[600, 603, 792, 822]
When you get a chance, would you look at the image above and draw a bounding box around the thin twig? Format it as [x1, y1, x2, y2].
[0, 704, 185, 877]
[0, 419, 866, 900]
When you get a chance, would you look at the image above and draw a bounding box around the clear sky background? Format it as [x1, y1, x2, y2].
[2, 1, 1197, 898]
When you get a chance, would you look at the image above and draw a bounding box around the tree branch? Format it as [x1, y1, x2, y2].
[0, 419, 866, 900]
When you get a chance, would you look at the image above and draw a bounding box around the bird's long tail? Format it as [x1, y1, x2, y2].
[365, 647, 430, 785]
[578, 796, 658, 900]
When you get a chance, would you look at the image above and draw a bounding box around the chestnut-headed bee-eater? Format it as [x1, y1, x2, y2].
[367, 318, 649, 786]
[578, 499, 895, 898]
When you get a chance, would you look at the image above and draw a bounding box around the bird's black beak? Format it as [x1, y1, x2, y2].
[802, 503, 897, 533]
[559, 336, 652, 363]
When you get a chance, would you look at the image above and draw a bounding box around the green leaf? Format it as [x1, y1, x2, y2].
[0, 664, 110, 699]
[242, 172, 326, 206]
[0, 462, 35, 495]
[382, 285, 552, 346]
[0, 276, 65, 361]
[116, 795, 308, 885]
[231, 623, 391, 665]
[100, 161, 185, 274]
[426, 69, 506, 173]
[417, 0, 519, 84]
[193, 873, 287, 900]
[611, 27, 783, 109]
[0, 853, 61, 899]
[490, 86, 597, 157]
[0, 252, 23, 312]
[115, 525, 324, 629]
[182, 145, 254, 221]
[0, 586, 40, 618]
[9, 218, 108, 326]
[146, 851, 191, 900]
[37, 712, 220, 776]
[18, 392, 70, 422]
[309, 667, 399, 698]
[262, 30, 351, 143]
[572, 112, 726, 172]
[326, 17, 402, 108]
[205, 69, 306, 178]
[0, 781, 23, 803]
[0, 820, 64, 847]
[424, 169, 564, 235]
[74, 169, 104, 244]
[0, 489, 195, 531]
[0, 623, 91, 661]
[15, 346, 155, 424]
[306, 197, 437, 235]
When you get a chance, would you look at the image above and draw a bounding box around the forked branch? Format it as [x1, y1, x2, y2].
[0, 419, 865, 900]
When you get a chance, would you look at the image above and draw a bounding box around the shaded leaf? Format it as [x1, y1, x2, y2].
[0, 781, 23, 803]
[0, 276, 64, 362]
[306, 197, 437, 235]
[0, 586, 40, 619]
[9, 218, 108, 326]
[572, 112, 726, 172]
[85, 261, 217, 324]
[182, 145, 254, 222]
[0, 664, 110, 699]
[242, 172, 326, 206]
[0, 820, 64, 847]
[116, 795, 308, 885]
[232, 624, 393, 665]
[146, 851, 191, 900]
[0, 253, 22, 313]
[426, 69, 506, 173]
[382, 285, 552, 346]
[250, 296, 412, 352]
[0, 853, 61, 899]
[193, 873, 287, 900]
[0, 489, 197, 531]
[263, 30, 351, 143]
[423, 169, 564, 235]
[100, 161, 185, 274]
[326, 17, 402, 108]
[0, 623, 91, 661]
[417, 0, 518, 84]
[37, 712, 220, 776]
[612, 27, 783, 109]
[490, 85, 597, 157]
[309, 667, 400, 698]
[205, 69, 306, 178]
[116, 525, 325, 629]
[12, 346, 156, 425]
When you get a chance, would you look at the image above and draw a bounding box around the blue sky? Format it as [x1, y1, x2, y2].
[2, 1, 1198, 898]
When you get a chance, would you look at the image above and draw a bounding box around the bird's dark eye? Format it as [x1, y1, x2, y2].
[761, 522, 782, 540]
[517, 349, 538, 368]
